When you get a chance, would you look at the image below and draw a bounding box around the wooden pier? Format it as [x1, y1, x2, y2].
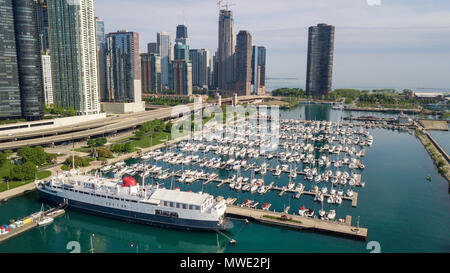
[225, 205, 367, 241]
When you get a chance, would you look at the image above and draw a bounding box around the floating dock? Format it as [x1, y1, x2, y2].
[225, 205, 367, 241]
[0, 207, 65, 243]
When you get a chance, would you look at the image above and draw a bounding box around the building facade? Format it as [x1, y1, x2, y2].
[147, 42, 158, 54]
[306, 23, 335, 97]
[235, 30, 252, 96]
[47, 0, 99, 115]
[190, 49, 210, 89]
[95, 17, 108, 102]
[0, 0, 44, 120]
[175, 24, 189, 45]
[105, 31, 141, 103]
[157, 32, 171, 88]
[251, 46, 266, 95]
[141, 53, 161, 93]
[41, 54, 53, 105]
[216, 9, 235, 91]
[170, 42, 192, 96]
[35, 0, 49, 53]
[0, 0, 22, 119]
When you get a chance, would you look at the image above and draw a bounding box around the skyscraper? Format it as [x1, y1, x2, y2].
[95, 17, 107, 102]
[251, 46, 266, 95]
[171, 42, 192, 96]
[0, 0, 44, 120]
[190, 49, 210, 89]
[141, 53, 161, 93]
[35, 0, 49, 53]
[47, 0, 99, 115]
[216, 9, 235, 90]
[306, 23, 335, 97]
[157, 32, 171, 88]
[105, 31, 141, 103]
[41, 54, 53, 105]
[175, 24, 188, 45]
[235, 30, 252, 96]
[147, 42, 158, 54]
[0, 0, 22, 119]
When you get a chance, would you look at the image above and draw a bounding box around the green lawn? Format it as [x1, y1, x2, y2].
[74, 147, 93, 153]
[0, 170, 51, 192]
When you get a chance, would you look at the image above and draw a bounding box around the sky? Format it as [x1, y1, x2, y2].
[94, 0, 450, 90]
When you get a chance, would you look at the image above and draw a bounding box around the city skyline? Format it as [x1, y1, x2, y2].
[94, 0, 450, 89]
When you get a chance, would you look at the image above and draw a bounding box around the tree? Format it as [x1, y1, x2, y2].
[8, 162, 37, 181]
[87, 138, 95, 148]
[17, 146, 47, 166]
[95, 137, 107, 146]
[0, 152, 7, 168]
[95, 147, 113, 158]
[124, 142, 134, 153]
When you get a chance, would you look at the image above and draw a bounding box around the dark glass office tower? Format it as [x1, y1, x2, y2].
[306, 23, 335, 97]
[176, 25, 188, 40]
[0, 0, 21, 119]
[235, 30, 252, 96]
[13, 0, 44, 120]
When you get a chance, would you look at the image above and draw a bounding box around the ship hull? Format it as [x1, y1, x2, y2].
[37, 187, 233, 232]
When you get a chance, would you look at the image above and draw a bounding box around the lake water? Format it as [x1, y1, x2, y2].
[0, 104, 449, 253]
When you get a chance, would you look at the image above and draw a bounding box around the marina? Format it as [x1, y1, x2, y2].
[0, 103, 449, 252]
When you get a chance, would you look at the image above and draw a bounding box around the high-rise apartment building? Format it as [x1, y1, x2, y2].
[170, 42, 192, 95]
[157, 32, 171, 88]
[141, 53, 161, 93]
[47, 0, 99, 115]
[251, 46, 266, 95]
[41, 54, 53, 105]
[235, 30, 252, 96]
[190, 49, 210, 89]
[216, 9, 235, 90]
[0, 0, 44, 120]
[95, 17, 108, 102]
[0, 0, 22, 119]
[105, 31, 141, 103]
[306, 23, 335, 97]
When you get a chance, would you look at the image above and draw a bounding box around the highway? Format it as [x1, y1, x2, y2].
[0, 103, 209, 151]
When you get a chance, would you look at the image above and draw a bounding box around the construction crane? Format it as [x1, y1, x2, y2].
[217, 0, 235, 11]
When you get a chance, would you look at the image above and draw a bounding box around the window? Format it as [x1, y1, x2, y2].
[182, 204, 187, 209]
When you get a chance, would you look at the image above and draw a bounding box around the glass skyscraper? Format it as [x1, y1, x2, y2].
[47, 0, 99, 115]
[0, 0, 44, 120]
[251, 46, 266, 95]
[306, 23, 335, 97]
[235, 30, 252, 96]
[157, 32, 171, 88]
[105, 31, 141, 103]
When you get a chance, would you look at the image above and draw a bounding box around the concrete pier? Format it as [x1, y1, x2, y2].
[225, 205, 368, 241]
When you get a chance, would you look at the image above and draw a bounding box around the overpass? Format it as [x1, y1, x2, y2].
[0, 103, 211, 151]
[0, 95, 274, 151]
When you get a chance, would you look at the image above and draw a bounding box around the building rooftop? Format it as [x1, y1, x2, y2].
[150, 188, 210, 206]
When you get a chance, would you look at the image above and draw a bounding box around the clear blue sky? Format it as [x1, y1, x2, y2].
[95, 0, 450, 90]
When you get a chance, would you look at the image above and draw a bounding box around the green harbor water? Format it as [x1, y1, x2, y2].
[0, 104, 449, 253]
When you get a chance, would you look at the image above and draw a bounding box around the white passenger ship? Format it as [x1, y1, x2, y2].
[35, 169, 233, 231]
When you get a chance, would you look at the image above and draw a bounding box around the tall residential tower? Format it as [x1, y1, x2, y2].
[215, 9, 235, 90]
[235, 30, 252, 96]
[306, 23, 335, 97]
[105, 31, 141, 103]
[47, 0, 99, 115]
